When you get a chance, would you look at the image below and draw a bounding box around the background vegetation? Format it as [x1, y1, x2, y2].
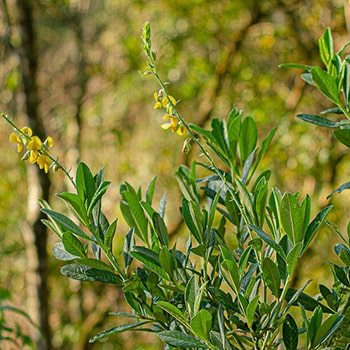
[0, 0, 349, 349]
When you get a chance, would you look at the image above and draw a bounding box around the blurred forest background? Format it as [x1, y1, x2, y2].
[0, 0, 350, 349]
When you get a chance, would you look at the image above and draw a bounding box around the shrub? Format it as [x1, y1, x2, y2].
[2, 24, 350, 349]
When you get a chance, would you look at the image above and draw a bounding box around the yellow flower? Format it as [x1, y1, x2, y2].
[27, 136, 42, 152]
[44, 136, 54, 148]
[176, 126, 187, 136]
[37, 154, 52, 173]
[161, 114, 179, 132]
[20, 126, 32, 137]
[161, 95, 176, 108]
[9, 133, 24, 152]
[29, 151, 38, 164]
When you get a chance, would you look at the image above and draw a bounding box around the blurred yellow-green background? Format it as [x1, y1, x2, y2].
[1, 0, 350, 349]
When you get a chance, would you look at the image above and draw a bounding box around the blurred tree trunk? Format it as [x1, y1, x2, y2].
[16, 0, 52, 349]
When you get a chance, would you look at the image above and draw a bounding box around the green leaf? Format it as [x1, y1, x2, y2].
[181, 198, 203, 244]
[104, 219, 117, 250]
[131, 247, 168, 280]
[334, 129, 350, 148]
[62, 231, 86, 258]
[308, 306, 323, 346]
[302, 205, 333, 254]
[89, 321, 150, 343]
[220, 259, 240, 294]
[281, 193, 304, 244]
[76, 162, 95, 204]
[123, 228, 134, 272]
[190, 309, 212, 341]
[312, 314, 344, 348]
[120, 183, 148, 243]
[158, 331, 207, 348]
[245, 295, 259, 329]
[57, 192, 89, 225]
[235, 178, 256, 224]
[286, 242, 302, 277]
[146, 176, 157, 205]
[333, 264, 350, 287]
[211, 118, 229, 157]
[152, 212, 169, 247]
[249, 224, 286, 259]
[279, 63, 312, 70]
[262, 257, 280, 297]
[239, 116, 257, 164]
[297, 114, 343, 128]
[156, 301, 190, 329]
[77, 258, 113, 272]
[311, 66, 341, 105]
[318, 28, 333, 67]
[185, 275, 197, 318]
[85, 268, 122, 284]
[159, 247, 174, 280]
[60, 264, 96, 282]
[283, 314, 298, 350]
[87, 181, 111, 216]
[52, 242, 79, 261]
[41, 208, 92, 241]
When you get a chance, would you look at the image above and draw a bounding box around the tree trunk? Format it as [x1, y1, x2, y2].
[16, 0, 52, 349]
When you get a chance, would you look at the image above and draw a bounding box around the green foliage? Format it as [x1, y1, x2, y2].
[3, 20, 350, 349]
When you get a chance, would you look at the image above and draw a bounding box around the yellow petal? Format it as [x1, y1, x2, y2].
[153, 101, 162, 109]
[161, 122, 172, 130]
[29, 151, 38, 164]
[27, 136, 42, 151]
[177, 126, 187, 136]
[45, 136, 54, 148]
[21, 126, 32, 137]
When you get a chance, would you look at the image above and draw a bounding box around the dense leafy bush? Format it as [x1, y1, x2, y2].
[2, 25, 350, 349]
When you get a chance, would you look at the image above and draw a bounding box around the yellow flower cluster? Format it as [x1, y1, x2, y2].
[153, 92, 186, 136]
[9, 126, 54, 173]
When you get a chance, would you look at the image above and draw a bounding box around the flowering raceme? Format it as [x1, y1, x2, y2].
[9, 126, 54, 173]
[153, 91, 186, 136]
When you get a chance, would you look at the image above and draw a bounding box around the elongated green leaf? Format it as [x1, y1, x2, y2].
[120, 184, 148, 243]
[302, 205, 333, 254]
[158, 331, 206, 348]
[185, 276, 197, 318]
[281, 193, 304, 244]
[334, 129, 350, 148]
[85, 268, 122, 284]
[89, 321, 150, 343]
[297, 114, 343, 128]
[235, 178, 256, 224]
[312, 314, 344, 348]
[181, 198, 203, 244]
[131, 248, 168, 280]
[245, 295, 259, 329]
[239, 116, 257, 164]
[87, 181, 111, 216]
[60, 264, 96, 282]
[62, 231, 86, 258]
[104, 219, 117, 250]
[279, 63, 312, 70]
[76, 162, 95, 204]
[309, 306, 323, 346]
[52, 242, 79, 261]
[153, 212, 169, 247]
[146, 176, 157, 205]
[123, 228, 134, 272]
[190, 309, 212, 341]
[311, 66, 341, 104]
[77, 258, 113, 272]
[41, 208, 92, 241]
[262, 257, 280, 297]
[211, 118, 229, 156]
[156, 301, 190, 328]
[319, 28, 333, 67]
[249, 224, 286, 259]
[159, 247, 173, 280]
[210, 330, 233, 350]
[283, 314, 298, 350]
[287, 242, 302, 277]
[220, 259, 240, 294]
[333, 264, 350, 286]
[57, 192, 89, 225]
